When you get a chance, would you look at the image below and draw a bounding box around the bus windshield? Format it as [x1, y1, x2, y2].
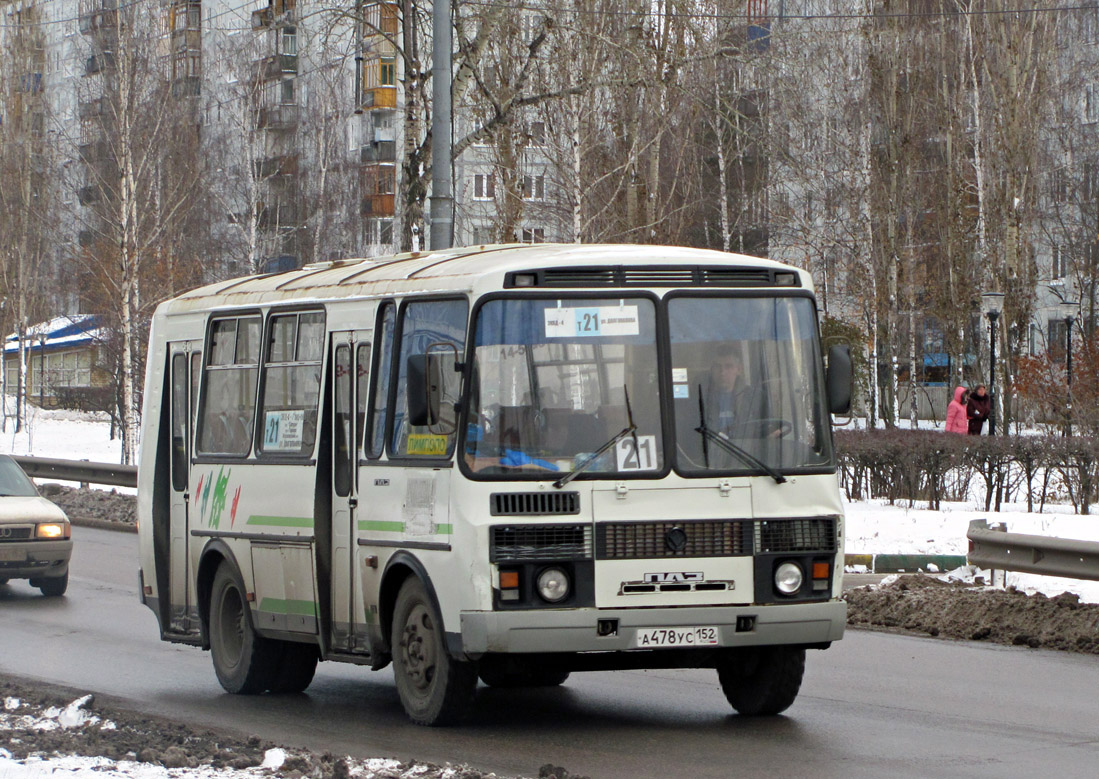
[668, 294, 831, 474]
[465, 297, 663, 476]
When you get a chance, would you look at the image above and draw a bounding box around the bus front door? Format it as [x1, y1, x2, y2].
[329, 331, 371, 654]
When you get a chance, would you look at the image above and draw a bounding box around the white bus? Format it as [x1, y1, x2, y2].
[137, 244, 852, 726]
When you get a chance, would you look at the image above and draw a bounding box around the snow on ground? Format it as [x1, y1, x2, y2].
[0, 693, 509, 779]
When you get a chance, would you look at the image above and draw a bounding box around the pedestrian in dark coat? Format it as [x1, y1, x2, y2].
[967, 384, 991, 435]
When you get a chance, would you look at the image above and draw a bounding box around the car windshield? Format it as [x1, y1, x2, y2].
[668, 295, 831, 475]
[0, 457, 40, 497]
[465, 297, 663, 477]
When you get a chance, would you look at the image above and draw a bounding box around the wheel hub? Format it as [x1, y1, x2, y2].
[400, 604, 437, 692]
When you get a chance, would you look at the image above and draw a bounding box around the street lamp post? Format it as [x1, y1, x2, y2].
[981, 292, 1006, 435]
[1061, 299, 1079, 436]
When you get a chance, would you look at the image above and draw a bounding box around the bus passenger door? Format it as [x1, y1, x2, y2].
[168, 346, 199, 634]
[329, 331, 370, 654]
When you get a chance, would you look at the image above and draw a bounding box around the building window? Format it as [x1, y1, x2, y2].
[1051, 244, 1069, 279]
[522, 174, 545, 200]
[1051, 168, 1068, 202]
[281, 27, 297, 55]
[1047, 318, 1069, 361]
[521, 227, 545, 243]
[1086, 85, 1099, 124]
[380, 56, 396, 86]
[529, 120, 545, 146]
[474, 173, 495, 199]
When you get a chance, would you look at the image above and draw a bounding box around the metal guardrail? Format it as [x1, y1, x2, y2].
[12, 455, 137, 489]
[967, 519, 1099, 582]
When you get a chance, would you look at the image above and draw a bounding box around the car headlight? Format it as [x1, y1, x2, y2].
[536, 567, 570, 603]
[36, 521, 70, 539]
[774, 562, 803, 595]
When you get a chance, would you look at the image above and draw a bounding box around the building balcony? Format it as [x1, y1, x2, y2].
[78, 140, 109, 163]
[360, 140, 396, 163]
[257, 204, 300, 228]
[257, 104, 299, 131]
[255, 154, 299, 178]
[84, 53, 115, 76]
[79, 9, 116, 34]
[171, 76, 201, 98]
[360, 86, 397, 110]
[361, 194, 395, 217]
[78, 97, 106, 119]
[256, 54, 298, 81]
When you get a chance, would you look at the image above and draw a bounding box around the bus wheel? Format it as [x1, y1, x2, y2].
[209, 563, 277, 694]
[269, 641, 319, 694]
[716, 647, 805, 716]
[392, 578, 476, 726]
[478, 666, 570, 688]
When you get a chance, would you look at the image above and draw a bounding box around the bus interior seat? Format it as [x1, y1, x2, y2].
[494, 405, 538, 449]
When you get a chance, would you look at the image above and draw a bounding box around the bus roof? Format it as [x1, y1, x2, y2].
[162, 244, 809, 314]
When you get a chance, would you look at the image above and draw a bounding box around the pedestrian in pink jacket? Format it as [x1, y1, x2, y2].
[945, 386, 969, 434]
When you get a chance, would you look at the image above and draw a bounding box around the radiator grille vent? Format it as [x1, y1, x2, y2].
[506, 266, 796, 288]
[491, 524, 592, 562]
[491, 492, 580, 516]
[701, 268, 774, 286]
[0, 526, 33, 542]
[597, 520, 750, 559]
[756, 517, 836, 553]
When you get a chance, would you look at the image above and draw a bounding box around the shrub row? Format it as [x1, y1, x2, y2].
[834, 429, 1099, 514]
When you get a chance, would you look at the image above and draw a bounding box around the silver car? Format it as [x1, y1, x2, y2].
[0, 455, 71, 596]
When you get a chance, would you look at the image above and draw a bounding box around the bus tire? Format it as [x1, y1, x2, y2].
[717, 646, 805, 716]
[269, 641, 319, 694]
[35, 571, 68, 597]
[391, 577, 476, 726]
[478, 666, 570, 688]
[209, 562, 278, 694]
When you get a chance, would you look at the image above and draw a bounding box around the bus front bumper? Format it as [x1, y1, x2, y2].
[459, 600, 846, 654]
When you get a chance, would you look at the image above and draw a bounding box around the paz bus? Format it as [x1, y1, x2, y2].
[136, 243, 852, 725]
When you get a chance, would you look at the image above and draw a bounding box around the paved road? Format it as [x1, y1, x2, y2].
[2, 526, 1098, 778]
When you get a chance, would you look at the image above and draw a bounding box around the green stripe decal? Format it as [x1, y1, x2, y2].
[258, 598, 318, 617]
[435, 524, 453, 535]
[358, 519, 405, 532]
[247, 515, 314, 528]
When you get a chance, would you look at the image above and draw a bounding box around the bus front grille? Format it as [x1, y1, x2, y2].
[491, 524, 592, 562]
[596, 520, 751, 559]
[491, 491, 580, 516]
[756, 517, 837, 553]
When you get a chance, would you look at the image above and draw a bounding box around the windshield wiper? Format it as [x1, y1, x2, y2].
[696, 385, 786, 484]
[553, 387, 639, 489]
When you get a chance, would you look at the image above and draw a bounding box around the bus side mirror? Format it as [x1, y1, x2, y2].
[407, 354, 441, 426]
[826, 344, 852, 415]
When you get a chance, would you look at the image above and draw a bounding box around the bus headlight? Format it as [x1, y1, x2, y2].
[536, 567, 570, 603]
[774, 562, 803, 595]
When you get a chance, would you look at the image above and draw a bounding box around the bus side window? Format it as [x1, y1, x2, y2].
[355, 343, 372, 456]
[391, 298, 468, 458]
[366, 303, 396, 458]
[258, 311, 325, 457]
[197, 316, 261, 457]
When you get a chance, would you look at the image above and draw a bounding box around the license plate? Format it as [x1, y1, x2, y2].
[0, 547, 26, 562]
[635, 626, 719, 648]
